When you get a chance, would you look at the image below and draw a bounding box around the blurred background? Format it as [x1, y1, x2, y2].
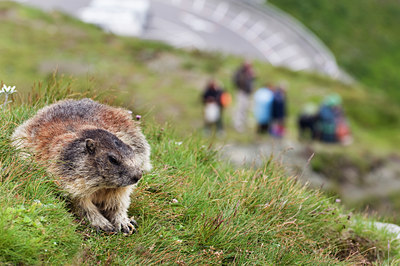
[2, 0, 400, 221]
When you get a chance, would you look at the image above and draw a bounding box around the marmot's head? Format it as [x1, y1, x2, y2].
[60, 129, 150, 188]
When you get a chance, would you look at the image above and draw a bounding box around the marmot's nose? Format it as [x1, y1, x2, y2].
[132, 172, 142, 183]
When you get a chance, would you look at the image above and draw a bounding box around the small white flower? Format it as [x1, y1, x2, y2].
[172, 199, 179, 203]
[1, 84, 17, 108]
[1, 84, 17, 94]
[175, 142, 182, 146]
[335, 199, 341, 203]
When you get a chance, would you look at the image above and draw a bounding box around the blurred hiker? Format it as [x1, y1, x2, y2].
[253, 84, 274, 134]
[271, 84, 287, 138]
[330, 95, 352, 145]
[298, 102, 319, 140]
[232, 61, 255, 133]
[317, 94, 352, 144]
[202, 79, 226, 135]
[317, 95, 339, 143]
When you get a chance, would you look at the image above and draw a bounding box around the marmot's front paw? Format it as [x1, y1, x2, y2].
[93, 220, 116, 234]
[119, 217, 138, 235]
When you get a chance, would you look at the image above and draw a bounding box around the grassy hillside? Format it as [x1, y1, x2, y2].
[1, 79, 399, 264]
[268, 0, 400, 101]
[1, 0, 400, 219]
[0, 2, 400, 263]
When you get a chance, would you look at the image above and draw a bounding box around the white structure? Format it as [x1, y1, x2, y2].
[78, 0, 150, 36]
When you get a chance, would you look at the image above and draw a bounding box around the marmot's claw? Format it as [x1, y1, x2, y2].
[128, 222, 136, 234]
[130, 217, 139, 228]
[122, 222, 136, 235]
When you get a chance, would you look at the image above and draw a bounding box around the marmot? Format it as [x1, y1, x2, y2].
[12, 98, 152, 234]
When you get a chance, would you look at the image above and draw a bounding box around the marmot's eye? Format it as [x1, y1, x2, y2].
[108, 155, 120, 165]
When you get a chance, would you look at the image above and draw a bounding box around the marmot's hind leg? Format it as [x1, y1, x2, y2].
[11, 126, 33, 158]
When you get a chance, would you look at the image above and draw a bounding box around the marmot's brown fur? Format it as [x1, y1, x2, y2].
[12, 98, 151, 234]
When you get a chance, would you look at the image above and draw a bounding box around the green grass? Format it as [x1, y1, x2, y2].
[268, 0, 400, 102]
[0, 0, 399, 224]
[0, 2, 400, 263]
[0, 80, 399, 264]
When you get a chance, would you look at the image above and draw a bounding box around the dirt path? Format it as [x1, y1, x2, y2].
[219, 138, 400, 206]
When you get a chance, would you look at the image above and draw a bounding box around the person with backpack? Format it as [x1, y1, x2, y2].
[201, 79, 226, 135]
[232, 61, 256, 133]
[317, 94, 351, 144]
[271, 84, 287, 138]
[253, 84, 274, 134]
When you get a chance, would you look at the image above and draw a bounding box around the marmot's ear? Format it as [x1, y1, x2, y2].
[85, 138, 96, 154]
